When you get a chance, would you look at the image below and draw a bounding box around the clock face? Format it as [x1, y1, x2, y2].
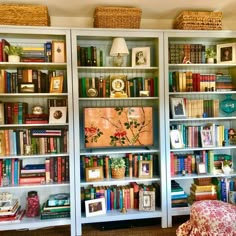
[87, 87, 98, 97]
[111, 78, 125, 92]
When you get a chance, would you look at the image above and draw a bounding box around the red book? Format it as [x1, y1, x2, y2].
[130, 182, 139, 209]
[45, 158, 50, 183]
[61, 156, 66, 182]
[2, 39, 10, 62]
[133, 155, 138, 177]
[19, 176, 45, 184]
[128, 153, 133, 177]
[57, 156, 62, 183]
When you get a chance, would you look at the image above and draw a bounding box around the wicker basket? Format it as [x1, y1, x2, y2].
[174, 11, 222, 30]
[0, 4, 50, 26]
[194, 178, 212, 186]
[94, 7, 142, 29]
[111, 168, 125, 179]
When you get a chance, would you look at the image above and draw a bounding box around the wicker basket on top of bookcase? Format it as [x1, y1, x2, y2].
[174, 11, 222, 30]
[94, 6, 142, 29]
[0, 4, 50, 26]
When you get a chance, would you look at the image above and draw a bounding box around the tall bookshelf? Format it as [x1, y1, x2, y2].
[71, 28, 166, 235]
[0, 26, 75, 235]
[164, 30, 236, 227]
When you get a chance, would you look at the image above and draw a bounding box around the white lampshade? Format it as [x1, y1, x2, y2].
[110, 37, 129, 56]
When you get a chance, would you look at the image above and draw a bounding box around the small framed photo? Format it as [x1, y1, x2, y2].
[201, 129, 214, 147]
[52, 40, 66, 63]
[197, 162, 207, 174]
[139, 160, 153, 178]
[19, 83, 35, 93]
[50, 76, 64, 93]
[85, 198, 106, 217]
[139, 190, 155, 211]
[49, 106, 67, 124]
[170, 129, 184, 149]
[85, 166, 103, 182]
[132, 47, 150, 67]
[217, 43, 236, 64]
[170, 97, 186, 119]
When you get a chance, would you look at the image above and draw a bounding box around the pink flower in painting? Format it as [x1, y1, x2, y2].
[85, 126, 103, 144]
[114, 129, 126, 138]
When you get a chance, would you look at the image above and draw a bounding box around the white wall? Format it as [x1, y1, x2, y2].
[51, 16, 236, 30]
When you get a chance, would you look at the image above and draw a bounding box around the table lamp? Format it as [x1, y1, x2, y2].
[110, 37, 129, 67]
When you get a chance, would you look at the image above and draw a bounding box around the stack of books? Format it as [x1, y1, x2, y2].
[19, 164, 46, 185]
[215, 74, 234, 91]
[0, 194, 25, 223]
[190, 182, 217, 201]
[21, 46, 46, 62]
[171, 180, 188, 207]
[40, 193, 70, 220]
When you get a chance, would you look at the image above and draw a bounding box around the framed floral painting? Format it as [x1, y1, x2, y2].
[84, 107, 153, 148]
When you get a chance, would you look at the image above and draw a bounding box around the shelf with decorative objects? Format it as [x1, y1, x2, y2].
[164, 30, 236, 227]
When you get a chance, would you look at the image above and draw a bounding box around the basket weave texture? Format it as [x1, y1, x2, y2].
[0, 4, 50, 26]
[94, 7, 142, 29]
[111, 168, 125, 179]
[174, 11, 222, 30]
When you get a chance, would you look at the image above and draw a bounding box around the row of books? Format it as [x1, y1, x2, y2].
[169, 43, 207, 64]
[79, 76, 158, 98]
[0, 69, 67, 93]
[80, 153, 156, 180]
[0, 39, 63, 63]
[40, 193, 70, 220]
[0, 128, 68, 156]
[171, 98, 219, 119]
[81, 182, 161, 213]
[170, 123, 229, 148]
[169, 71, 234, 92]
[0, 155, 70, 186]
[170, 151, 232, 176]
[77, 45, 100, 67]
[0, 98, 67, 125]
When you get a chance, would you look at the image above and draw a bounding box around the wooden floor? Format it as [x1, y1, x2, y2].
[0, 216, 189, 236]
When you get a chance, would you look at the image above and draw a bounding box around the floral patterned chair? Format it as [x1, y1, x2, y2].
[176, 200, 236, 236]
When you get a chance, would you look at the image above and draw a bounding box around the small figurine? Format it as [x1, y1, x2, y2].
[32, 105, 44, 115]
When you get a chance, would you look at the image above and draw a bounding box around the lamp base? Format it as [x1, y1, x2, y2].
[112, 56, 124, 67]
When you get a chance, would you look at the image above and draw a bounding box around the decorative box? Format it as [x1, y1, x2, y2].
[94, 6, 142, 29]
[174, 11, 222, 30]
[0, 4, 50, 26]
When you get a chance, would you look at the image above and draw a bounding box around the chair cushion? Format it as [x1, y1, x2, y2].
[176, 200, 236, 236]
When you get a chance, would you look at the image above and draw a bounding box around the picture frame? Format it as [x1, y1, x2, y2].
[197, 162, 207, 174]
[200, 129, 214, 147]
[170, 129, 184, 149]
[85, 166, 103, 182]
[217, 43, 236, 64]
[52, 40, 66, 63]
[85, 198, 106, 217]
[170, 97, 186, 119]
[49, 106, 67, 124]
[19, 83, 35, 93]
[132, 47, 150, 67]
[139, 190, 155, 211]
[50, 76, 64, 93]
[139, 160, 153, 178]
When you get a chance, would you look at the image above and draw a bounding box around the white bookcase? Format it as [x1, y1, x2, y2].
[164, 30, 236, 227]
[0, 26, 75, 235]
[71, 28, 167, 235]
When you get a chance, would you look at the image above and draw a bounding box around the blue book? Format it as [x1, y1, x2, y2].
[106, 188, 111, 211]
[171, 193, 188, 200]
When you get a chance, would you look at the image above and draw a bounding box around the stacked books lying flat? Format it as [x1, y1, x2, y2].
[40, 193, 70, 220]
[0, 194, 25, 223]
[190, 183, 217, 201]
[171, 180, 188, 207]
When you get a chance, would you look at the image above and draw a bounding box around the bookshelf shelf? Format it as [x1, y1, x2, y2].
[165, 30, 236, 227]
[0, 26, 75, 234]
[72, 28, 166, 235]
